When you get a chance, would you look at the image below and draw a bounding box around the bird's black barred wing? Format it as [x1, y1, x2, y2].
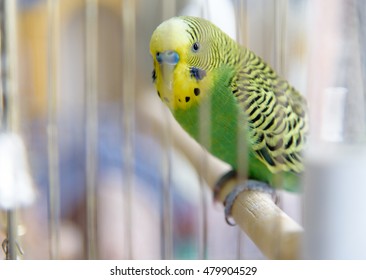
[231, 51, 308, 174]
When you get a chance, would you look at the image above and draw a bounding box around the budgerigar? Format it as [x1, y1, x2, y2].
[150, 16, 308, 219]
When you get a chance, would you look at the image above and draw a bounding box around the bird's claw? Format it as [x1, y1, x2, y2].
[213, 170, 237, 201]
[214, 170, 277, 226]
[224, 180, 276, 226]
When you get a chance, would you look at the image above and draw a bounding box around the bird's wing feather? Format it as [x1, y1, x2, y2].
[231, 50, 308, 174]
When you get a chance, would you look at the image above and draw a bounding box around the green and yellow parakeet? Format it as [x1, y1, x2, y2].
[150, 16, 308, 216]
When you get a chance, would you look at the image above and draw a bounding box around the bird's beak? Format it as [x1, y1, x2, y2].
[156, 50, 179, 90]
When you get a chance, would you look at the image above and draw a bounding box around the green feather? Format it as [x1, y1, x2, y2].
[173, 65, 301, 191]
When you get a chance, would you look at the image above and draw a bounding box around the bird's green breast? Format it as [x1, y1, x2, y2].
[172, 67, 300, 191]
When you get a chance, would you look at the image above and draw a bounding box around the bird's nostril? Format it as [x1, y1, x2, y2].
[157, 50, 179, 65]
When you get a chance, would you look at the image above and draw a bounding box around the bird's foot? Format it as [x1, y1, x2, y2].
[214, 170, 277, 226]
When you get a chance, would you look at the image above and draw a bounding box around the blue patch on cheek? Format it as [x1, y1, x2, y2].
[190, 67, 206, 81]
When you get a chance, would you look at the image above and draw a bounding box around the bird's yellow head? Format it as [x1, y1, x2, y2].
[150, 16, 223, 111]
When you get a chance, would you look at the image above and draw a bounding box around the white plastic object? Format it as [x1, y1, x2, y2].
[0, 132, 35, 209]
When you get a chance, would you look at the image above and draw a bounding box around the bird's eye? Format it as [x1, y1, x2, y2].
[192, 42, 200, 52]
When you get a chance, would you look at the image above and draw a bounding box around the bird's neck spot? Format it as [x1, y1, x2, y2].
[171, 69, 213, 111]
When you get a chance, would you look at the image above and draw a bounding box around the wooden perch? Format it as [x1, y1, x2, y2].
[140, 98, 303, 259]
[214, 177, 303, 259]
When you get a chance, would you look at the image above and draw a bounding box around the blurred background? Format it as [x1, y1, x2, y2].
[0, 0, 366, 260]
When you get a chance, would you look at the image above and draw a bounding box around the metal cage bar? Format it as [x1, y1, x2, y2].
[85, 0, 99, 260]
[2, 0, 20, 260]
[47, 0, 61, 260]
[121, 0, 136, 259]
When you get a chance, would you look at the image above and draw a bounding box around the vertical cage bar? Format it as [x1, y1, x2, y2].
[121, 0, 136, 259]
[271, 0, 288, 259]
[160, 110, 173, 259]
[234, 0, 249, 260]
[0, 25, 2, 127]
[197, 153, 208, 260]
[160, 0, 175, 260]
[1, 0, 20, 260]
[358, 0, 366, 128]
[162, 0, 175, 20]
[235, 0, 248, 45]
[197, 53, 209, 259]
[196, 0, 211, 260]
[5, 211, 16, 259]
[2, 0, 19, 132]
[85, 0, 99, 260]
[47, 0, 61, 260]
[274, 0, 287, 76]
